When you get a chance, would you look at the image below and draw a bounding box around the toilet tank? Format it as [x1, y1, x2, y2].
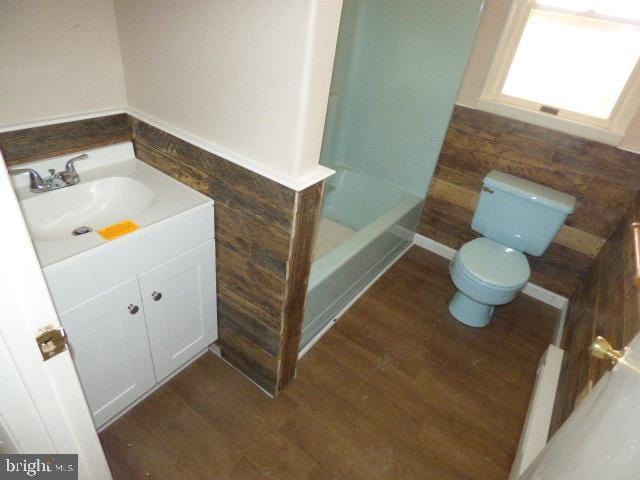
[471, 171, 576, 256]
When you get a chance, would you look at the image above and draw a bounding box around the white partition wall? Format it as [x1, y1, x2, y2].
[114, 0, 343, 184]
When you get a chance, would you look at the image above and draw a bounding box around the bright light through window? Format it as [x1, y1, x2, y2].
[502, 9, 640, 119]
[537, 0, 640, 21]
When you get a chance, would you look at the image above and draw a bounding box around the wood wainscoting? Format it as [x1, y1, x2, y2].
[0, 114, 323, 396]
[551, 191, 640, 433]
[131, 119, 324, 395]
[418, 106, 640, 298]
[0, 114, 132, 166]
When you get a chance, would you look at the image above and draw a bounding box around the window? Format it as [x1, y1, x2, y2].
[480, 0, 640, 143]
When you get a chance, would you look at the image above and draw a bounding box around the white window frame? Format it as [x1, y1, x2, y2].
[479, 0, 640, 145]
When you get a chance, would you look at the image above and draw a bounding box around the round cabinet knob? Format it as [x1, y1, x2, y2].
[128, 304, 139, 315]
[151, 291, 162, 301]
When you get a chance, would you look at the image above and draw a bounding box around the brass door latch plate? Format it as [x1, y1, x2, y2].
[36, 327, 68, 361]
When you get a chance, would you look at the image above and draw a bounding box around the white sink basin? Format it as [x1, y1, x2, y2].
[11, 142, 213, 267]
[21, 177, 155, 241]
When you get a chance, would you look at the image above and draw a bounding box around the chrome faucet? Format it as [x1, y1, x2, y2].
[9, 153, 88, 193]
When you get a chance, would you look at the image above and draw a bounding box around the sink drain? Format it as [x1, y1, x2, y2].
[72, 226, 93, 236]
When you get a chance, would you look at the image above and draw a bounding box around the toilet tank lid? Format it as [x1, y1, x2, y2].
[484, 170, 576, 214]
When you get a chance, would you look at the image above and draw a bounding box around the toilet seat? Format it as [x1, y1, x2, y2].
[456, 238, 530, 290]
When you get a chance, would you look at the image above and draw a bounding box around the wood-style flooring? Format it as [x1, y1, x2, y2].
[100, 247, 557, 480]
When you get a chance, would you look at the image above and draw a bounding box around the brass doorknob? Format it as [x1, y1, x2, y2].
[589, 336, 625, 364]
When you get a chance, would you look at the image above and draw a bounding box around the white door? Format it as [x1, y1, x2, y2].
[139, 240, 217, 381]
[60, 279, 156, 428]
[0, 152, 112, 478]
[520, 333, 640, 479]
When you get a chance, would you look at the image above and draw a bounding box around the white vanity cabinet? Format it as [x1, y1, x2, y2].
[57, 240, 217, 429]
[57, 240, 217, 428]
[44, 203, 217, 429]
[60, 278, 156, 428]
[139, 241, 217, 382]
[13, 144, 219, 429]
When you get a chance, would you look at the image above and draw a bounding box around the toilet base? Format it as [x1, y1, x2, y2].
[449, 291, 495, 328]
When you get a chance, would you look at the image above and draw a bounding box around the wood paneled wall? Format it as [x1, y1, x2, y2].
[0, 114, 132, 166]
[419, 106, 640, 297]
[131, 119, 323, 395]
[551, 192, 640, 432]
[0, 115, 323, 396]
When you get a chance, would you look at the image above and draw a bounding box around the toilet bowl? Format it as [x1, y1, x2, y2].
[449, 238, 530, 327]
[446, 170, 575, 328]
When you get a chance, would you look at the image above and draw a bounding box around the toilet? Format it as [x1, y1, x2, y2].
[449, 170, 576, 327]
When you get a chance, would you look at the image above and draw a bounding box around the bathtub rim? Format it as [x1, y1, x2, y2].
[309, 192, 422, 291]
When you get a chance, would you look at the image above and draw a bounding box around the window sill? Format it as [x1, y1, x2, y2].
[476, 98, 624, 146]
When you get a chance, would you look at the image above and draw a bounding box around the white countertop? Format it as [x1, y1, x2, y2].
[12, 142, 213, 267]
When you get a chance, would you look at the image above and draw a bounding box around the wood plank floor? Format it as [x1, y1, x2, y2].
[100, 247, 557, 480]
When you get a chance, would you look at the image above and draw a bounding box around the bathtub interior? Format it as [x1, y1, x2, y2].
[312, 168, 409, 261]
[313, 218, 356, 262]
[321, 169, 407, 230]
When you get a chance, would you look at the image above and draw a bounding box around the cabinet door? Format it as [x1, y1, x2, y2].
[139, 240, 217, 382]
[59, 278, 156, 429]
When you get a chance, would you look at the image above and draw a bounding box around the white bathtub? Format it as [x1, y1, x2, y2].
[300, 168, 423, 352]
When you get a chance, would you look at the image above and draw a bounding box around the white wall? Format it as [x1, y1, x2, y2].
[456, 0, 640, 153]
[0, 0, 127, 128]
[114, 0, 342, 184]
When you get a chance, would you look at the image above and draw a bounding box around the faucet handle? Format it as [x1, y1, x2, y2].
[62, 153, 88, 184]
[8, 167, 46, 192]
[9, 166, 32, 175]
[64, 153, 88, 173]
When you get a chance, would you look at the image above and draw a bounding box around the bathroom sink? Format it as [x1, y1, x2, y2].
[11, 142, 213, 267]
[20, 177, 155, 241]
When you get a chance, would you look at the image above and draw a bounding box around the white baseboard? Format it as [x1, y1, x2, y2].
[208, 343, 275, 398]
[553, 301, 569, 347]
[413, 233, 569, 338]
[509, 345, 564, 479]
[413, 233, 457, 260]
[208, 342, 221, 357]
[521, 283, 568, 311]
